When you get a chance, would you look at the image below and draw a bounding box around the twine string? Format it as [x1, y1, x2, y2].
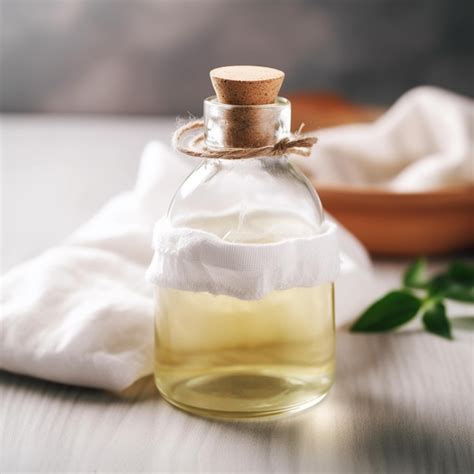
[172, 119, 317, 159]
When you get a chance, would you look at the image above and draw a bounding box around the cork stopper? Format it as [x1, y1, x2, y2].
[206, 65, 288, 149]
[210, 66, 284, 105]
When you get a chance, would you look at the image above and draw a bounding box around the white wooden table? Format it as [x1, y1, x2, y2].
[1, 116, 473, 473]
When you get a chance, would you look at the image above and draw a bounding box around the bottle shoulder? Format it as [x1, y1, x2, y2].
[167, 158, 324, 242]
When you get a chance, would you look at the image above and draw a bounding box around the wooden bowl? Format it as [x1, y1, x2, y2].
[288, 92, 473, 256]
[288, 91, 384, 130]
[315, 184, 474, 256]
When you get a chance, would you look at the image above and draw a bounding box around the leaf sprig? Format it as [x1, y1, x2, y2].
[350, 259, 474, 339]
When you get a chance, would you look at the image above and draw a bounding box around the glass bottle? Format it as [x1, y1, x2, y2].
[153, 67, 335, 419]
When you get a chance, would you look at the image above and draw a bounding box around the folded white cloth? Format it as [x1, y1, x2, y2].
[0, 141, 371, 391]
[295, 86, 474, 191]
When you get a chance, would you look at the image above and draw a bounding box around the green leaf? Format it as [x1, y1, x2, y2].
[427, 273, 451, 296]
[403, 258, 428, 288]
[428, 273, 474, 303]
[443, 286, 474, 303]
[448, 261, 474, 286]
[351, 290, 422, 332]
[422, 302, 452, 339]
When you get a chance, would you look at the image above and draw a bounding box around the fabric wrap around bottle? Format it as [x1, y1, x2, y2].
[146, 218, 340, 300]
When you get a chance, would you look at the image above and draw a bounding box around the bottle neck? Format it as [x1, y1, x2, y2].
[203, 97, 291, 150]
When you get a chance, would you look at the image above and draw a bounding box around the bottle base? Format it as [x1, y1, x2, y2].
[155, 370, 333, 420]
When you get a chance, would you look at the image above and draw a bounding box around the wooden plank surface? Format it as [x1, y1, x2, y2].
[1, 116, 473, 473]
[1, 318, 472, 473]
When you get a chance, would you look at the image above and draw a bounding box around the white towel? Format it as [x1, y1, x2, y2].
[295, 86, 474, 191]
[0, 141, 371, 391]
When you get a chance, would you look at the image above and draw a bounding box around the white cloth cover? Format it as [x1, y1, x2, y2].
[294, 86, 474, 191]
[0, 141, 370, 391]
[146, 218, 340, 300]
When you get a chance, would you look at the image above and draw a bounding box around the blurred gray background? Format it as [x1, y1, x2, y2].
[1, 0, 472, 115]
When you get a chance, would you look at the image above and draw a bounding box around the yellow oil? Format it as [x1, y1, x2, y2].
[154, 283, 335, 419]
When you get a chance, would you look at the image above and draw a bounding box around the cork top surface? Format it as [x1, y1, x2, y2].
[210, 65, 285, 105]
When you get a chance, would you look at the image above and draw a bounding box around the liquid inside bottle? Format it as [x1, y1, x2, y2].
[154, 213, 335, 419]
